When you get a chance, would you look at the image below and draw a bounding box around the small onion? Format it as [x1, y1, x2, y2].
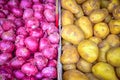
[13, 70, 25, 79]
[15, 35, 25, 48]
[0, 10, 6, 18]
[32, 3, 43, 12]
[35, 72, 43, 79]
[48, 59, 57, 67]
[17, 27, 28, 36]
[30, 28, 43, 38]
[8, 0, 19, 8]
[20, 0, 32, 9]
[11, 7, 23, 17]
[23, 8, 33, 19]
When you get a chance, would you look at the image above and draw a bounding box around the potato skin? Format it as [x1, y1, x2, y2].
[74, 6, 84, 18]
[100, 0, 110, 8]
[78, 40, 99, 63]
[61, 45, 79, 64]
[61, 25, 84, 45]
[89, 37, 102, 45]
[113, 6, 120, 19]
[63, 70, 89, 80]
[89, 9, 108, 23]
[85, 73, 99, 80]
[94, 22, 109, 39]
[109, 20, 120, 34]
[104, 14, 112, 23]
[82, 0, 100, 15]
[63, 64, 76, 71]
[62, 10, 74, 26]
[61, 0, 81, 14]
[76, 16, 93, 38]
[76, 0, 87, 4]
[116, 67, 120, 78]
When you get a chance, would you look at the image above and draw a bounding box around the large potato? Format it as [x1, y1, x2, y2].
[61, 0, 81, 14]
[107, 47, 120, 67]
[82, 0, 100, 15]
[89, 9, 108, 23]
[76, 16, 93, 38]
[113, 6, 120, 19]
[74, 5, 84, 18]
[109, 19, 120, 34]
[89, 36, 102, 45]
[107, 0, 120, 13]
[77, 40, 99, 63]
[76, 0, 86, 4]
[62, 10, 74, 26]
[106, 34, 120, 47]
[116, 67, 120, 78]
[63, 70, 89, 80]
[61, 44, 79, 64]
[63, 64, 76, 71]
[61, 25, 84, 45]
[98, 40, 110, 62]
[94, 22, 109, 39]
[77, 58, 92, 72]
[85, 73, 99, 80]
[92, 62, 118, 80]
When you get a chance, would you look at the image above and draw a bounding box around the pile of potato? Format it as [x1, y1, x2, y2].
[60, 0, 120, 80]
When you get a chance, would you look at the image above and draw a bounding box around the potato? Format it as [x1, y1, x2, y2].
[94, 22, 109, 39]
[61, 0, 81, 14]
[61, 44, 79, 64]
[62, 10, 74, 26]
[74, 6, 84, 18]
[62, 39, 71, 46]
[109, 19, 120, 34]
[82, 0, 100, 15]
[116, 67, 120, 78]
[107, 0, 120, 13]
[85, 73, 99, 80]
[107, 47, 120, 67]
[63, 64, 76, 71]
[104, 14, 112, 23]
[61, 25, 84, 45]
[76, 0, 86, 4]
[113, 6, 120, 19]
[89, 37, 102, 45]
[77, 58, 92, 72]
[78, 40, 99, 63]
[100, 0, 110, 8]
[89, 9, 108, 23]
[98, 40, 110, 62]
[76, 16, 93, 38]
[106, 34, 120, 47]
[92, 62, 118, 80]
[63, 70, 89, 80]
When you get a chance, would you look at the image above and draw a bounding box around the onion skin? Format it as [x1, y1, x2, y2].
[11, 7, 23, 17]
[20, 0, 32, 9]
[23, 9, 33, 19]
[35, 72, 43, 79]
[21, 63, 38, 76]
[30, 28, 43, 38]
[17, 27, 28, 36]
[15, 35, 25, 48]
[32, 3, 43, 12]
[13, 70, 25, 79]
[8, 0, 19, 8]
[0, 25, 4, 37]
[48, 59, 57, 67]
[0, 10, 6, 18]
[14, 18, 24, 27]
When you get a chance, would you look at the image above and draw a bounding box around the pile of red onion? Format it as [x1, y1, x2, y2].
[0, 0, 59, 80]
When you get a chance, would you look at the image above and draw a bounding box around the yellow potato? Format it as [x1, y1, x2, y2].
[62, 39, 71, 46]
[62, 10, 74, 26]
[89, 9, 108, 23]
[82, 0, 100, 15]
[77, 58, 92, 72]
[74, 6, 84, 18]
[85, 73, 99, 80]
[89, 36, 102, 45]
[76, 0, 87, 4]
[76, 16, 93, 38]
[61, 0, 81, 14]
[113, 6, 120, 19]
[63, 64, 76, 71]
[107, 0, 120, 13]
[63, 70, 89, 80]
[116, 67, 120, 78]
[61, 25, 84, 45]
[100, 0, 110, 8]
[61, 44, 79, 64]
[77, 40, 99, 63]
[98, 40, 110, 62]
[109, 19, 120, 34]
[92, 62, 118, 80]
[94, 22, 109, 39]
[106, 34, 120, 47]
[107, 47, 120, 67]
[104, 14, 112, 23]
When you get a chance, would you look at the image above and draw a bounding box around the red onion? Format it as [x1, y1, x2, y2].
[39, 38, 51, 51]
[20, 0, 32, 9]
[21, 63, 38, 76]
[42, 46, 57, 60]
[10, 57, 25, 69]
[15, 35, 25, 48]
[40, 21, 49, 31]
[0, 0, 7, 5]
[13, 70, 25, 79]
[23, 76, 35, 80]
[0, 40, 14, 52]
[35, 55, 48, 70]
[34, 52, 43, 58]
[2, 20, 16, 31]
[2, 9, 9, 16]
[23, 8, 33, 19]
[48, 32, 59, 44]
[34, 11, 43, 20]
[14, 18, 24, 27]
[42, 78, 52, 80]
[0, 10, 6, 18]
[47, 23, 58, 34]
[44, 9, 55, 22]
[0, 52, 12, 65]
[7, 14, 16, 21]
[32, 0, 40, 3]
[46, 0, 55, 4]
[42, 67, 57, 79]
[48, 59, 57, 67]
[8, 0, 19, 8]
[17, 27, 28, 36]
[35, 72, 43, 79]
[0, 25, 4, 37]
[30, 28, 43, 38]
[16, 47, 31, 59]
[25, 36, 38, 52]
[32, 3, 43, 12]
[1, 29, 16, 41]
[11, 7, 23, 17]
